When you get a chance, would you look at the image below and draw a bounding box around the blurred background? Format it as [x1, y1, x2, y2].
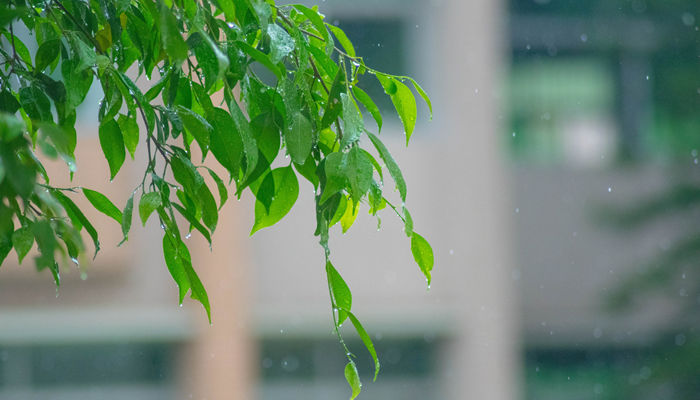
[1, 0, 699, 399]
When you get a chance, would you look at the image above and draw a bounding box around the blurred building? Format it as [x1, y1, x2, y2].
[1, 1, 519, 400]
[508, 1, 700, 399]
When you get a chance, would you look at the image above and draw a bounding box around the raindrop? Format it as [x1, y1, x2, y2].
[682, 12, 695, 26]
[593, 327, 603, 338]
[580, 33, 588, 42]
[179, 303, 183, 307]
[675, 333, 687, 346]
[70, 257, 79, 266]
[227, 22, 235, 28]
[645, 75, 650, 81]
[474, 88, 479, 94]
[185, 233, 192, 239]
[593, 384, 604, 395]
[515, 208, 520, 213]
[512, 132, 517, 137]
[607, 186, 612, 193]
[449, 249, 454, 255]
[280, 329, 284, 334]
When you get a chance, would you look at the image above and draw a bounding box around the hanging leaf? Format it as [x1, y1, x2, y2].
[251, 166, 299, 234]
[366, 131, 406, 202]
[285, 112, 312, 164]
[121, 194, 134, 243]
[98, 119, 125, 180]
[410, 232, 433, 285]
[159, 1, 188, 62]
[326, 260, 352, 324]
[83, 188, 123, 223]
[139, 192, 162, 226]
[346, 310, 381, 381]
[11, 226, 34, 263]
[376, 74, 417, 144]
[344, 361, 362, 400]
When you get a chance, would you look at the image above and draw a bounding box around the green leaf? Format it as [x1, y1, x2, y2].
[187, 32, 229, 90]
[326, 23, 355, 58]
[320, 151, 347, 204]
[35, 39, 60, 72]
[340, 93, 363, 149]
[162, 234, 211, 321]
[293, 4, 332, 55]
[340, 199, 358, 233]
[403, 206, 413, 237]
[344, 361, 362, 400]
[83, 188, 123, 224]
[346, 146, 372, 203]
[321, 69, 346, 129]
[410, 232, 433, 285]
[51, 189, 100, 258]
[121, 194, 134, 243]
[330, 195, 347, 228]
[66, 32, 96, 72]
[346, 311, 381, 381]
[172, 202, 211, 244]
[285, 112, 312, 164]
[139, 192, 162, 226]
[12, 226, 34, 263]
[376, 75, 417, 144]
[251, 166, 299, 234]
[366, 131, 406, 202]
[326, 260, 352, 324]
[237, 41, 283, 78]
[98, 119, 125, 180]
[159, 1, 188, 62]
[162, 235, 190, 304]
[267, 23, 295, 64]
[198, 183, 218, 232]
[407, 77, 433, 119]
[182, 246, 211, 323]
[229, 102, 258, 180]
[207, 169, 228, 209]
[32, 220, 59, 286]
[19, 86, 52, 122]
[176, 106, 211, 157]
[117, 114, 139, 159]
[208, 108, 243, 177]
[352, 86, 382, 132]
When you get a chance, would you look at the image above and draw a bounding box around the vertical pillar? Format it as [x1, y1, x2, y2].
[431, 0, 520, 399]
[181, 188, 255, 400]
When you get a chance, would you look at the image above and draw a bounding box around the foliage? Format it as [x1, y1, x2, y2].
[0, 0, 433, 395]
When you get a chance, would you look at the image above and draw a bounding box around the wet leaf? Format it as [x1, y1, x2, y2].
[410, 232, 433, 285]
[251, 166, 299, 234]
[83, 188, 123, 223]
[139, 192, 162, 226]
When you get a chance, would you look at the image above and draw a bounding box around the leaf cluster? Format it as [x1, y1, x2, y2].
[0, 0, 433, 395]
